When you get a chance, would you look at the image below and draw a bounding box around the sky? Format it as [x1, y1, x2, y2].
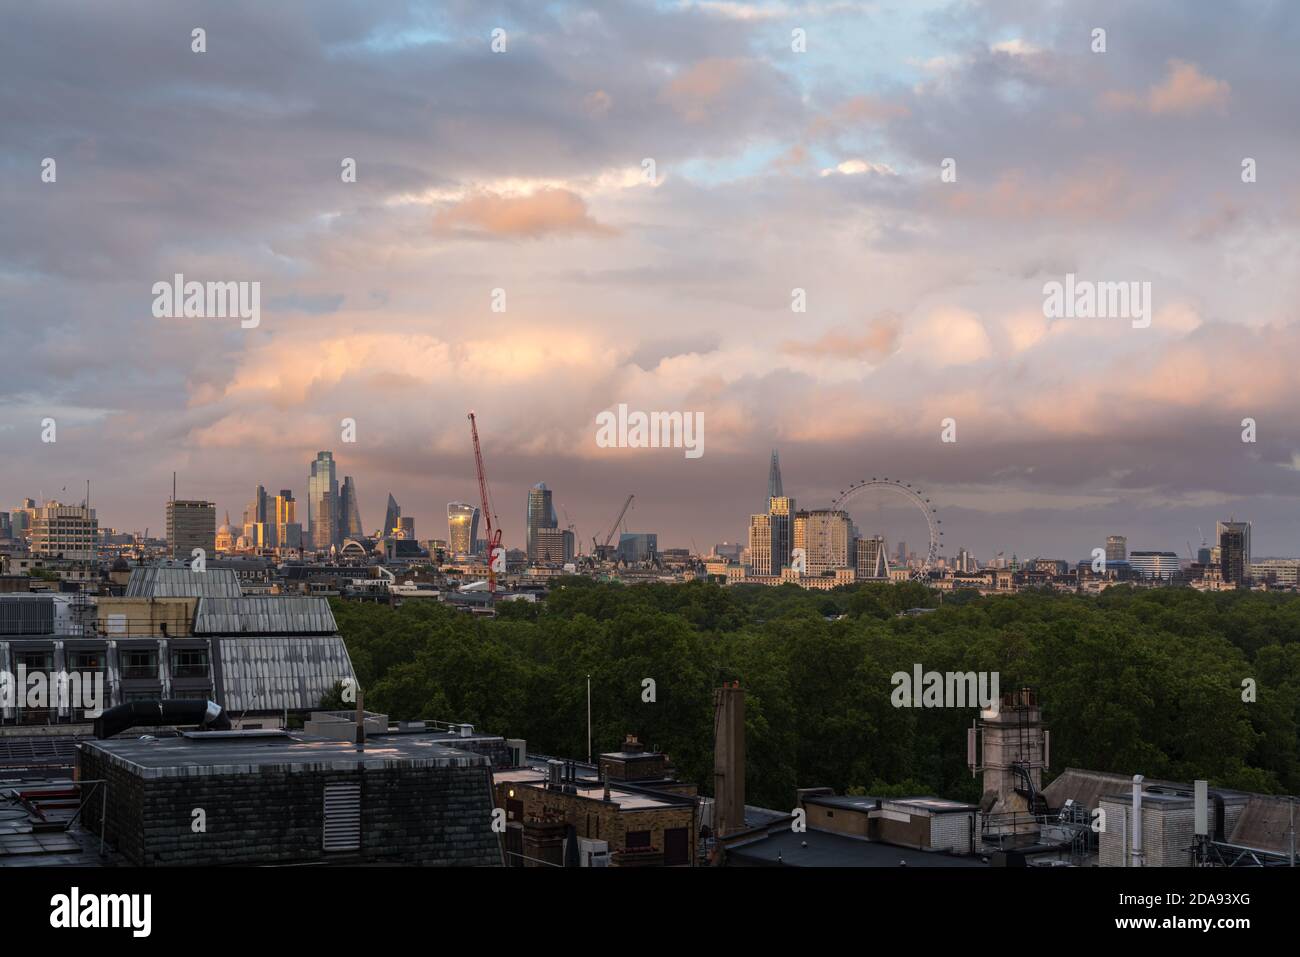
[3, 0, 1300, 560]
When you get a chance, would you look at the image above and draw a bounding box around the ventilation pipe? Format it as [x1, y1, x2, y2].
[1130, 774, 1144, 868]
[94, 699, 231, 739]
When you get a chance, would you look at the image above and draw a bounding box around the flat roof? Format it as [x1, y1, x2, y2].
[727, 827, 989, 868]
[494, 766, 687, 811]
[805, 794, 980, 815]
[80, 732, 491, 779]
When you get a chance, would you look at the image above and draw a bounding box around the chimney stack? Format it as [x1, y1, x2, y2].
[713, 681, 745, 839]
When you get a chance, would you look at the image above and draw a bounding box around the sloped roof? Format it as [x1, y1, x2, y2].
[1229, 796, 1297, 854]
[125, 566, 242, 598]
[216, 635, 355, 712]
[1041, 768, 1134, 811]
[193, 596, 337, 635]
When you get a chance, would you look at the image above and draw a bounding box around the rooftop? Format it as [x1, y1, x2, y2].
[727, 826, 989, 868]
[80, 731, 492, 779]
[125, 565, 242, 599]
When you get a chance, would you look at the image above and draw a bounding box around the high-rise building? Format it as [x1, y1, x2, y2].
[532, 527, 575, 564]
[10, 498, 37, 541]
[166, 500, 215, 559]
[396, 516, 415, 539]
[1216, 521, 1251, 581]
[856, 536, 888, 579]
[31, 501, 99, 561]
[448, 502, 480, 556]
[340, 476, 364, 539]
[307, 452, 339, 551]
[383, 494, 401, 537]
[795, 509, 851, 574]
[748, 495, 796, 575]
[1105, 535, 1127, 564]
[1129, 550, 1181, 580]
[617, 532, 656, 564]
[768, 496, 794, 573]
[526, 483, 559, 563]
[748, 514, 774, 575]
[1219, 525, 1247, 584]
[767, 449, 784, 501]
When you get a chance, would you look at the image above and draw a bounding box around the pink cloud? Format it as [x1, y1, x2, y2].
[431, 188, 617, 239]
[1100, 59, 1229, 115]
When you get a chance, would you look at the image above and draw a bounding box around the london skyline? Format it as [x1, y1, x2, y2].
[5, 1, 1300, 559]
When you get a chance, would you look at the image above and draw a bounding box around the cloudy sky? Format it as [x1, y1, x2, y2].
[3, 0, 1300, 559]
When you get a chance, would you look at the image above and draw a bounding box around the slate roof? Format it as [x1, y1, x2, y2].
[125, 566, 242, 598]
[193, 596, 337, 635]
[216, 635, 355, 712]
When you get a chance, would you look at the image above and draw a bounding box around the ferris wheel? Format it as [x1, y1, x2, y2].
[830, 477, 943, 580]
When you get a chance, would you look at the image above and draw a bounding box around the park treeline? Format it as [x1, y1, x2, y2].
[328, 580, 1300, 809]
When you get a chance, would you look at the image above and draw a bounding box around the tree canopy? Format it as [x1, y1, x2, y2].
[330, 581, 1299, 809]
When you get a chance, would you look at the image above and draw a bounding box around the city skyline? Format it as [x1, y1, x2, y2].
[5, 1, 1300, 560]
[2, 447, 1279, 566]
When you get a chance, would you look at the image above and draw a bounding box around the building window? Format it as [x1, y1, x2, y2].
[71, 651, 103, 670]
[625, 830, 651, 850]
[121, 649, 158, 680]
[171, 648, 210, 679]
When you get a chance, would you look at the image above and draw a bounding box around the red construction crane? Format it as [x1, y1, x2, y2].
[468, 411, 503, 592]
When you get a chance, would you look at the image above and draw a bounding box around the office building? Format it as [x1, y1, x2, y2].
[448, 502, 480, 556]
[767, 449, 784, 501]
[855, 535, 889, 579]
[532, 527, 575, 564]
[1219, 525, 1247, 585]
[1128, 550, 1181, 580]
[793, 509, 851, 574]
[1105, 535, 1127, 564]
[31, 501, 99, 561]
[339, 476, 364, 539]
[396, 516, 415, 540]
[307, 452, 339, 551]
[166, 499, 215, 559]
[1216, 521, 1251, 582]
[526, 483, 559, 564]
[616, 532, 655, 564]
[383, 493, 401, 537]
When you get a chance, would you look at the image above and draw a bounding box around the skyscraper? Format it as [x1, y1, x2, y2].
[1219, 525, 1247, 585]
[797, 509, 851, 574]
[526, 483, 559, 563]
[340, 476, 364, 539]
[448, 502, 480, 556]
[307, 452, 339, 551]
[1105, 535, 1127, 564]
[767, 449, 783, 501]
[274, 490, 301, 552]
[1216, 521, 1251, 581]
[856, 535, 889, 579]
[383, 494, 401, 537]
[166, 500, 215, 559]
[32, 500, 99, 561]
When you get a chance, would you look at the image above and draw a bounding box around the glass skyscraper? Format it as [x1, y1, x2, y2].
[307, 451, 339, 551]
[448, 501, 480, 556]
[340, 476, 364, 539]
[526, 483, 558, 563]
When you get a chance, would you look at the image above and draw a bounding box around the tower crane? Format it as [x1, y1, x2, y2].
[593, 494, 634, 561]
[468, 412, 503, 593]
